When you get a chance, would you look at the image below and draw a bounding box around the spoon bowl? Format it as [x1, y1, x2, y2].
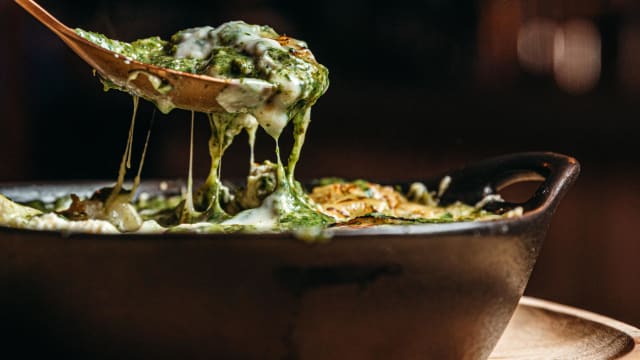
[14, 0, 266, 113]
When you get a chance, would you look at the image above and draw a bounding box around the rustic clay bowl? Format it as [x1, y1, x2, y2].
[0, 152, 579, 359]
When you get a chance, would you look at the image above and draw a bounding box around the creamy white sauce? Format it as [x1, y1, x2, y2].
[174, 26, 216, 59]
[172, 21, 323, 138]
[0, 195, 119, 234]
[221, 192, 279, 231]
[216, 78, 275, 113]
[125, 72, 175, 113]
[0, 193, 165, 234]
[28, 213, 120, 234]
[137, 220, 166, 233]
[0, 194, 41, 225]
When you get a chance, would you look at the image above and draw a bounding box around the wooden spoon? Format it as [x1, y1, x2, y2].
[14, 0, 275, 113]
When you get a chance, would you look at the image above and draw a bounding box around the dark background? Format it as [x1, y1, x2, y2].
[2, 0, 640, 327]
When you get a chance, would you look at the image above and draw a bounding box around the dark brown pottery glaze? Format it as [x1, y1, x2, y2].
[0, 152, 579, 359]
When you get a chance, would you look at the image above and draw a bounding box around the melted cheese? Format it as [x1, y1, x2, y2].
[0, 21, 521, 237]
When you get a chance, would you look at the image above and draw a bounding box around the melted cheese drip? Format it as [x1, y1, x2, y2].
[194, 113, 258, 218]
[186, 111, 196, 213]
[180, 111, 200, 223]
[98, 98, 153, 232]
[105, 95, 139, 209]
[130, 112, 153, 199]
[287, 108, 311, 183]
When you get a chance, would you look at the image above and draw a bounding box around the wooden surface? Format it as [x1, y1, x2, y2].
[490, 297, 640, 359]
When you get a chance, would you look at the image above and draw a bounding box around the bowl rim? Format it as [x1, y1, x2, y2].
[0, 152, 580, 240]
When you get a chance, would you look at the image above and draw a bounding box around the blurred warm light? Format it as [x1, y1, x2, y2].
[517, 18, 558, 74]
[618, 22, 640, 92]
[553, 19, 601, 94]
[475, 0, 522, 85]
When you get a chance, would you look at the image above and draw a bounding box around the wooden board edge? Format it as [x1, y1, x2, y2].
[520, 297, 640, 359]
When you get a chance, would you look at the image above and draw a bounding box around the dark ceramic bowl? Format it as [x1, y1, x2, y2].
[0, 152, 579, 360]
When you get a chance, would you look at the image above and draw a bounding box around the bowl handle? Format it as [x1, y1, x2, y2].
[436, 152, 580, 214]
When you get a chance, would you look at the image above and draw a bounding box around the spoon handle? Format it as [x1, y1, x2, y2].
[14, 0, 75, 38]
[14, 0, 106, 72]
[14, 0, 233, 112]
